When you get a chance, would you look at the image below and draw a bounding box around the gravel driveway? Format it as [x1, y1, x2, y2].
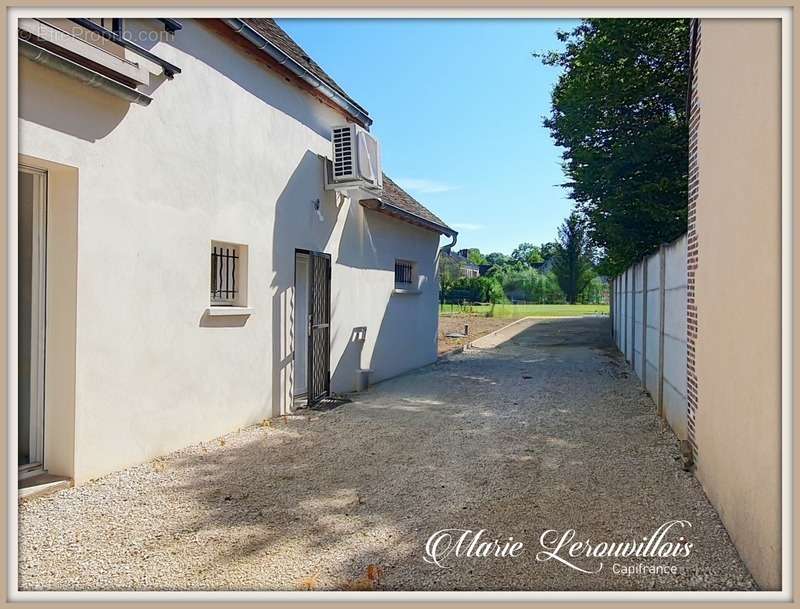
[18, 317, 756, 591]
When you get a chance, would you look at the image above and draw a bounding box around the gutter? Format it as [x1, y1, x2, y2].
[361, 197, 457, 238]
[220, 18, 372, 127]
[158, 18, 182, 33]
[439, 232, 458, 254]
[69, 18, 182, 79]
[19, 38, 152, 105]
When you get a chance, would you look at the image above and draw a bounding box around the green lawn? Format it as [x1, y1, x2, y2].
[439, 303, 609, 318]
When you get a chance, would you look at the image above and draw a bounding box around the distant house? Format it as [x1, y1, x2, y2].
[531, 258, 556, 274]
[439, 249, 480, 279]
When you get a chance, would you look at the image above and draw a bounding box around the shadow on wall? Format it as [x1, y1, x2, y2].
[335, 197, 383, 271]
[267, 149, 442, 404]
[332, 326, 368, 392]
[197, 311, 249, 328]
[177, 20, 339, 140]
[365, 275, 437, 386]
[328, 201, 383, 392]
[18, 56, 135, 142]
[18, 18, 186, 141]
[332, 202, 441, 390]
[270, 150, 341, 416]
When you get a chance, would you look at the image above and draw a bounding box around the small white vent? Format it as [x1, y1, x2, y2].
[328, 124, 382, 190]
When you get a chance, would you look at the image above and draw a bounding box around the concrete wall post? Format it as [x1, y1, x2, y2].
[656, 244, 667, 416]
[609, 278, 614, 341]
[633, 267, 636, 364]
[623, 271, 628, 359]
[641, 260, 648, 389]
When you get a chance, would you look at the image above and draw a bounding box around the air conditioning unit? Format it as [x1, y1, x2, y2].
[328, 124, 382, 190]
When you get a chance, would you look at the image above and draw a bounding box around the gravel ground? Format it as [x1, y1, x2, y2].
[438, 314, 516, 355]
[18, 317, 756, 591]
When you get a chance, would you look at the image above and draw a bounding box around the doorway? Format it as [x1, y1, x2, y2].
[294, 252, 309, 400]
[19, 166, 47, 476]
[294, 250, 331, 408]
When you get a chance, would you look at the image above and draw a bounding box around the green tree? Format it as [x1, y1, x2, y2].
[582, 275, 608, 304]
[492, 266, 566, 304]
[485, 252, 511, 267]
[539, 19, 689, 274]
[465, 248, 487, 265]
[511, 242, 544, 267]
[483, 276, 506, 304]
[539, 242, 559, 261]
[442, 276, 505, 304]
[551, 213, 595, 304]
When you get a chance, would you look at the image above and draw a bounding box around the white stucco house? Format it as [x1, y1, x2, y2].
[16, 17, 456, 487]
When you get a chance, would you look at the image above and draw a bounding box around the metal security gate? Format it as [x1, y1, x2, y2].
[307, 251, 331, 407]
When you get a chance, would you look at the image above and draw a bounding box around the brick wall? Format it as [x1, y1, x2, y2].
[686, 19, 700, 462]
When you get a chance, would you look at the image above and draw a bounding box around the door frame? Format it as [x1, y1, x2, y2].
[293, 250, 310, 402]
[19, 164, 48, 475]
[295, 248, 331, 407]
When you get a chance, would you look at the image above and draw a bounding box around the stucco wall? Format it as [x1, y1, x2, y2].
[691, 18, 782, 590]
[18, 18, 442, 482]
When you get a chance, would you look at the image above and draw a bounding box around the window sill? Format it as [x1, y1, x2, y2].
[206, 306, 254, 317]
[392, 288, 422, 295]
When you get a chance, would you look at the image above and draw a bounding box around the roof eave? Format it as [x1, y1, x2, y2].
[221, 18, 372, 127]
[360, 198, 457, 237]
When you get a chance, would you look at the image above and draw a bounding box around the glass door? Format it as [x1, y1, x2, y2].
[18, 166, 47, 476]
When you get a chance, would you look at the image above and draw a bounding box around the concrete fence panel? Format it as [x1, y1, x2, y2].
[644, 252, 662, 400]
[661, 235, 688, 439]
[610, 234, 688, 441]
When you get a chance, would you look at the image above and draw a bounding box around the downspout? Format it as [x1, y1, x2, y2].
[221, 18, 372, 127]
[19, 39, 152, 105]
[439, 232, 458, 255]
[437, 232, 458, 307]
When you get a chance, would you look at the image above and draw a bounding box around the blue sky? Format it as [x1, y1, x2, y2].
[278, 19, 579, 255]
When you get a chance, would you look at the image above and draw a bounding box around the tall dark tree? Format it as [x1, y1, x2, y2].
[539, 241, 559, 261]
[551, 213, 595, 304]
[539, 19, 689, 274]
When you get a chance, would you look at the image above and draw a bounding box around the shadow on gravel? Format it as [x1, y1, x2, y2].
[148, 318, 755, 591]
[494, 316, 613, 350]
[19, 317, 754, 592]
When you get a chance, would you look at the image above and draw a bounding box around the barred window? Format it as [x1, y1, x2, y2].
[394, 260, 415, 286]
[211, 242, 240, 306]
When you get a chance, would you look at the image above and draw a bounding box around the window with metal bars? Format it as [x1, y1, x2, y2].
[394, 260, 415, 286]
[210, 243, 240, 305]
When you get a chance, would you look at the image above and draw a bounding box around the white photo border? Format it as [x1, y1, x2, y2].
[6, 5, 793, 603]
